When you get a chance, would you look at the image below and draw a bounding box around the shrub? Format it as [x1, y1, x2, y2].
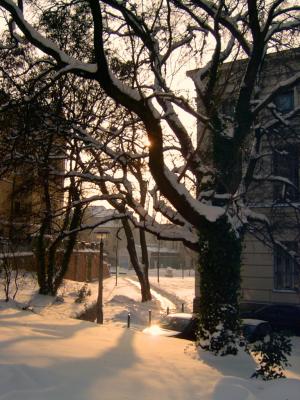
[247, 332, 292, 380]
[75, 283, 92, 304]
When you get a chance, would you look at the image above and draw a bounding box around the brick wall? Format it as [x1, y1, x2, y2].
[0, 250, 110, 283]
[65, 250, 110, 282]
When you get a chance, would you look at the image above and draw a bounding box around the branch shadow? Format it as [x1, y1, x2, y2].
[0, 317, 141, 400]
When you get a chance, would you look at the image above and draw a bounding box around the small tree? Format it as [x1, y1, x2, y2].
[0, 240, 21, 301]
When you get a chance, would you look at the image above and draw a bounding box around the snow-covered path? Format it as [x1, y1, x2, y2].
[125, 278, 176, 311]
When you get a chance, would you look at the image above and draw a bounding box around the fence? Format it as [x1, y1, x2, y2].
[0, 248, 110, 282]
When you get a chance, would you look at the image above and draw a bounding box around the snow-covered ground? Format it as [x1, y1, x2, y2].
[1, 270, 300, 400]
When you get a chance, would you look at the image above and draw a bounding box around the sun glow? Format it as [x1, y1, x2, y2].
[143, 325, 161, 336]
[144, 137, 152, 148]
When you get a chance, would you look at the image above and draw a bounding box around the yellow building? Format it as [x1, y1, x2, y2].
[189, 48, 300, 308]
[0, 101, 65, 243]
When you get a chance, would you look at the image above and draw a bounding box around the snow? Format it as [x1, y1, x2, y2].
[1, 0, 97, 74]
[163, 167, 225, 223]
[1, 270, 300, 399]
[126, 278, 176, 311]
[149, 272, 195, 311]
[253, 70, 300, 115]
[108, 70, 142, 102]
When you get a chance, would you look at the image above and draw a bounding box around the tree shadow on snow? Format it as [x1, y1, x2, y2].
[0, 308, 97, 348]
[0, 324, 142, 400]
[198, 347, 257, 380]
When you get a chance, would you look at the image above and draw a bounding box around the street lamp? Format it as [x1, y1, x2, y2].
[115, 226, 122, 287]
[95, 231, 109, 324]
[157, 239, 161, 283]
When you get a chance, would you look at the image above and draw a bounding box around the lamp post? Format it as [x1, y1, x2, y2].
[115, 236, 119, 287]
[157, 239, 161, 283]
[115, 226, 122, 287]
[96, 231, 109, 324]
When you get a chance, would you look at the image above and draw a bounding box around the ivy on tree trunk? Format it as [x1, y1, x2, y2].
[197, 216, 242, 355]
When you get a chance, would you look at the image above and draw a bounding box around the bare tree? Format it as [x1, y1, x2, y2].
[87, 125, 153, 302]
[0, 239, 21, 302]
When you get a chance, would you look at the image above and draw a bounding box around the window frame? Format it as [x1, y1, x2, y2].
[272, 145, 299, 203]
[273, 242, 299, 292]
[274, 89, 294, 114]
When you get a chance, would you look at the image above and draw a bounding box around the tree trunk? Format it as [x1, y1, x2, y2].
[139, 228, 152, 300]
[96, 239, 104, 324]
[122, 219, 152, 302]
[47, 239, 59, 295]
[52, 201, 82, 295]
[35, 218, 50, 295]
[197, 216, 242, 355]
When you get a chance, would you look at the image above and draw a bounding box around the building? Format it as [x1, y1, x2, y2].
[0, 100, 65, 243]
[79, 205, 197, 272]
[0, 165, 64, 243]
[189, 48, 300, 307]
[0, 101, 108, 284]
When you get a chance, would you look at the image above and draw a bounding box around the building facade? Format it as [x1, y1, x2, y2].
[79, 205, 197, 272]
[189, 48, 300, 307]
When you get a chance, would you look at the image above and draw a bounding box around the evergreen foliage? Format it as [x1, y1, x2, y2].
[248, 332, 292, 380]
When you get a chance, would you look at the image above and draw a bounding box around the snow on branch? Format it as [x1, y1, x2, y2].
[266, 18, 300, 42]
[0, 0, 145, 108]
[63, 212, 126, 237]
[72, 124, 148, 164]
[259, 105, 300, 131]
[253, 174, 298, 189]
[253, 71, 300, 116]
[126, 209, 198, 246]
[161, 167, 225, 223]
[64, 171, 125, 185]
[151, 189, 192, 227]
[0, 0, 97, 75]
[184, 0, 251, 55]
[155, 92, 209, 125]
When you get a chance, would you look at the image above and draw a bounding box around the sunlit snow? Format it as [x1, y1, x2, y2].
[0, 270, 300, 400]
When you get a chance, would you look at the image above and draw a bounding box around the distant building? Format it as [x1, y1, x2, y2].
[0, 98, 65, 243]
[0, 150, 64, 244]
[79, 205, 197, 271]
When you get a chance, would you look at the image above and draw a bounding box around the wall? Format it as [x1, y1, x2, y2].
[65, 250, 110, 282]
[241, 233, 300, 305]
[0, 250, 110, 283]
[191, 48, 300, 310]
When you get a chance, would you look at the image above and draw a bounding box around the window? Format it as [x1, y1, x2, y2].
[273, 146, 299, 202]
[274, 242, 299, 291]
[274, 90, 294, 113]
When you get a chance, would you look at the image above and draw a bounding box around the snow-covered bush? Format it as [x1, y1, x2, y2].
[74, 283, 92, 304]
[246, 332, 292, 380]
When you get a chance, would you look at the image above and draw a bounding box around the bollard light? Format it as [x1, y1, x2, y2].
[127, 313, 131, 328]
